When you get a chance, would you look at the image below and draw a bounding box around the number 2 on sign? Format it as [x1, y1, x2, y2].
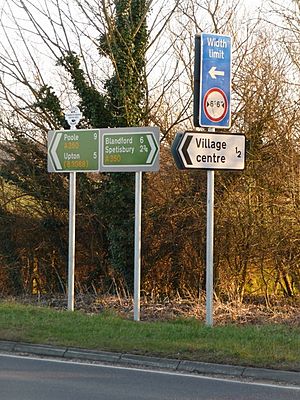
[235, 147, 241, 158]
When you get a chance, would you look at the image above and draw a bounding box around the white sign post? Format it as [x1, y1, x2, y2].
[173, 128, 246, 326]
[206, 128, 215, 327]
[199, 33, 232, 326]
[175, 128, 246, 326]
[65, 106, 82, 311]
[99, 127, 160, 321]
[134, 171, 142, 321]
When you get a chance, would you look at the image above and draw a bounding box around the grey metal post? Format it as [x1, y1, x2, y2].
[68, 170, 76, 311]
[206, 127, 215, 326]
[134, 171, 142, 321]
[65, 106, 82, 311]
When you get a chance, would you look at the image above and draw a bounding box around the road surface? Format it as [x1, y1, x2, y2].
[0, 354, 299, 400]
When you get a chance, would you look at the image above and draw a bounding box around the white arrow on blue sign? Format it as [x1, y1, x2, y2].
[199, 33, 232, 128]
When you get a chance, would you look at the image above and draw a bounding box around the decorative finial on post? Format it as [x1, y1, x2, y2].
[65, 106, 82, 129]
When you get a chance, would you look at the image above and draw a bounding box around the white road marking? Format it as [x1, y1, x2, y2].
[0, 353, 299, 391]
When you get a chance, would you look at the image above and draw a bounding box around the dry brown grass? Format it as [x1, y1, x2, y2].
[5, 294, 299, 327]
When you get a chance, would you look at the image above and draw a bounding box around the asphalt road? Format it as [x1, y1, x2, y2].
[1, 354, 299, 400]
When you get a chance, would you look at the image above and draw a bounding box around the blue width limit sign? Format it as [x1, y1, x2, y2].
[199, 33, 232, 129]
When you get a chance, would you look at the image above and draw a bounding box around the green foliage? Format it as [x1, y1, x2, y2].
[56, 1, 150, 292]
[0, 136, 67, 207]
[0, 207, 22, 295]
[57, 52, 111, 128]
[100, 0, 148, 126]
[101, 172, 135, 289]
[33, 85, 66, 128]
[97, 0, 149, 291]
[0, 0, 151, 296]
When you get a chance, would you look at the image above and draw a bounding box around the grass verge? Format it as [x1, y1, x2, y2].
[0, 301, 299, 371]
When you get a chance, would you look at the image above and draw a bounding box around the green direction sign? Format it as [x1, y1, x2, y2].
[100, 127, 160, 172]
[48, 129, 100, 172]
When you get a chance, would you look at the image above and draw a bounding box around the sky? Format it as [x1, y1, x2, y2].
[0, 0, 294, 117]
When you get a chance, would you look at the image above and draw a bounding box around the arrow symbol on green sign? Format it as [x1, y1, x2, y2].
[146, 134, 157, 164]
[50, 132, 63, 170]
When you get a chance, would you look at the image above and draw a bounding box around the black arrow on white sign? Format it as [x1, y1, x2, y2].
[171, 132, 185, 169]
[172, 131, 246, 170]
[181, 135, 193, 165]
